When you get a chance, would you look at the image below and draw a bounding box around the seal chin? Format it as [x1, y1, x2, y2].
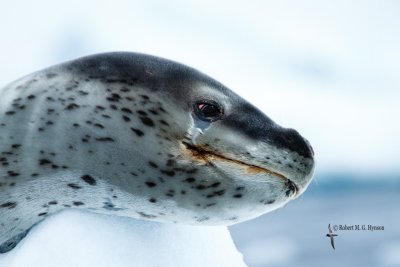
[181, 141, 301, 198]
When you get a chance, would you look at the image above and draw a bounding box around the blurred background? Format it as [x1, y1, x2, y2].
[1, 1, 399, 266]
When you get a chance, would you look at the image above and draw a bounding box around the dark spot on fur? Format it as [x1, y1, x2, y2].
[121, 107, 133, 114]
[166, 191, 174, 197]
[95, 137, 114, 142]
[65, 103, 80, 110]
[209, 182, 221, 188]
[27, 95, 35, 100]
[0, 202, 17, 209]
[67, 183, 81, 189]
[102, 200, 124, 211]
[148, 109, 159, 115]
[196, 185, 207, 190]
[145, 181, 157, 188]
[140, 117, 154, 127]
[149, 198, 157, 203]
[137, 110, 147, 116]
[48, 201, 58, 205]
[207, 190, 226, 198]
[196, 216, 210, 222]
[185, 178, 196, 183]
[148, 161, 158, 168]
[137, 211, 157, 219]
[122, 115, 130, 122]
[5, 111, 15, 115]
[38, 159, 52, 165]
[106, 93, 121, 102]
[233, 194, 243, 198]
[81, 175, 96, 185]
[7, 171, 20, 177]
[73, 201, 85, 206]
[94, 123, 104, 129]
[131, 128, 144, 137]
[160, 120, 169, 126]
[78, 90, 88, 96]
[96, 105, 106, 110]
[38, 212, 47, 217]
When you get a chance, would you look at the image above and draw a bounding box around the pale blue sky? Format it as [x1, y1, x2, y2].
[1, 0, 399, 175]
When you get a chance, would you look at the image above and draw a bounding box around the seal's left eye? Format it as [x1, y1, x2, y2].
[195, 101, 223, 122]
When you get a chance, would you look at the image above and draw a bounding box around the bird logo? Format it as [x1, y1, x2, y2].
[326, 224, 338, 250]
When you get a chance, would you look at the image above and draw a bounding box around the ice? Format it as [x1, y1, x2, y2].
[0, 210, 247, 267]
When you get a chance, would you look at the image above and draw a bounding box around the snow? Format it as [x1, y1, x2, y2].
[237, 237, 298, 267]
[0, 210, 246, 267]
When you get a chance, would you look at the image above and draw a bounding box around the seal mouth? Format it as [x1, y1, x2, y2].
[182, 142, 299, 197]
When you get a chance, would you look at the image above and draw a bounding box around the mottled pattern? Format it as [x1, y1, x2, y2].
[0, 52, 314, 253]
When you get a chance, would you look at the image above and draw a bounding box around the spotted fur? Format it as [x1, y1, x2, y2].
[0, 52, 314, 253]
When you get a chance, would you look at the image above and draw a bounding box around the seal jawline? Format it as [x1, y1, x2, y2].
[181, 141, 298, 195]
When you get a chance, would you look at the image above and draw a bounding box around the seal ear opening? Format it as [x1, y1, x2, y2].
[0, 226, 34, 253]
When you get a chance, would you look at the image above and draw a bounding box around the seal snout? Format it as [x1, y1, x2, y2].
[258, 126, 315, 192]
[271, 128, 314, 159]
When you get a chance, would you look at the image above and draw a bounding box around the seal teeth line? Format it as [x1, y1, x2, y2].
[181, 141, 299, 196]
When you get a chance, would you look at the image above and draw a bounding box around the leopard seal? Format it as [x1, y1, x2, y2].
[0, 52, 314, 253]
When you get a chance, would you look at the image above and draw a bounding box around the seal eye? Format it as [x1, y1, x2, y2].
[195, 101, 223, 122]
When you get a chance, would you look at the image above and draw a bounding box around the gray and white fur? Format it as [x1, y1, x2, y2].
[0, 52, 314, 253]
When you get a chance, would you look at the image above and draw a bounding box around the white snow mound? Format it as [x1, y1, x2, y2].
[0, 210, 247, 267]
